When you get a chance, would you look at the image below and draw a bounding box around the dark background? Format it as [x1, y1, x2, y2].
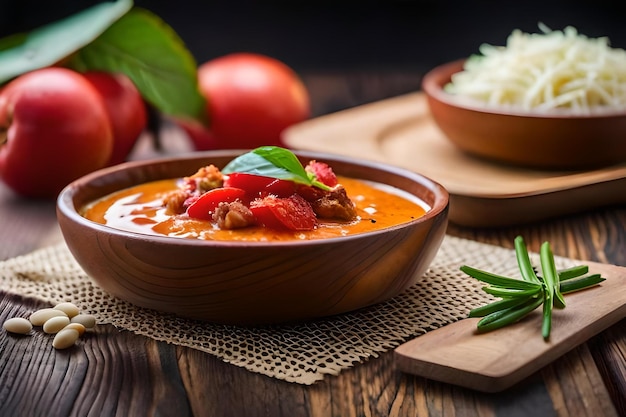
[0, 0, 623, 75]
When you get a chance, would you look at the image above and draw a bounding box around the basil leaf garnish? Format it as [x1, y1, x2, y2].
[222, 146, 331, 190]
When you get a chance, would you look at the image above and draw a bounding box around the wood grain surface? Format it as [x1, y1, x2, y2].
[0, 71, 624, 417]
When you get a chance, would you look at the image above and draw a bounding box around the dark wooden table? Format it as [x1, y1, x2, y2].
[1, 71, 624, 417]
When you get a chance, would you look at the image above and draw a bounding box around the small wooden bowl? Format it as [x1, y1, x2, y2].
[56, 150, 449, 325]
[422, 59, 626, 170]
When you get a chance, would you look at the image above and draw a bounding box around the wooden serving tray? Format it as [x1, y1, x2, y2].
[394, 260, 626, 393]
[282, 92, 626, 227]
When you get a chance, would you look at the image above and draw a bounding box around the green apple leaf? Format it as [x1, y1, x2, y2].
[0, 0, 133, 84]
[68, 8, 206, 123]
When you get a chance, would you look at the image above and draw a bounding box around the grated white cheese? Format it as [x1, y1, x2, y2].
[444, 24, 626, 114]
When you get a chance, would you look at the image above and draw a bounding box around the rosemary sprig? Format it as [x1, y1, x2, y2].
[462, 236, 606, 341]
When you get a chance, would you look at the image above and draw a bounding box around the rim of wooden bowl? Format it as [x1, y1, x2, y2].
[57, 149, 450, 248]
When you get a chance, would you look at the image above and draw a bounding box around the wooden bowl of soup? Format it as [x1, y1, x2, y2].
[56, 149, 449, 325]
[423, 59, 626, 170]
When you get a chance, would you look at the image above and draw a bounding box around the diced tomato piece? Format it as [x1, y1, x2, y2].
[223, 172, 296, 198]
[305, 161, 338, 187]
[250, 194, 317, 231]
[186, 187, 247, 220]
[247, 204, 286, 230]
[264, 178, 296, 197]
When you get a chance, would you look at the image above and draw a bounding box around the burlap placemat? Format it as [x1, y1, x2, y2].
[0, 235, 576, 385]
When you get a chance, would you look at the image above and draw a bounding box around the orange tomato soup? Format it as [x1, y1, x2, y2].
[82, 176, 428, 242]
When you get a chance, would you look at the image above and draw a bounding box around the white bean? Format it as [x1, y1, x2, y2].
[43, 316, 71, 334]
[63, 323, 86, 336]
[7, 302, 98, 350]
[29, 308, 68, 326]
[3, 317, 33, 334]
[54, 302, 80, 318]
[52, 328, 80, 349]
[71, 314, 96, 329]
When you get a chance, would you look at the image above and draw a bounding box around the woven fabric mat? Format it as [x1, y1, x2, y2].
[0, 235, 576, 385]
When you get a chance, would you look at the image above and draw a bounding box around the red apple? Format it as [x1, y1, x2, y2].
[83, 71, 147, 166]
[0, 67, 113, 198]
[186, 53, 310, 150]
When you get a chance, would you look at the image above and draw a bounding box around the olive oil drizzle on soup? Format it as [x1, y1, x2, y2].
[82, 176, 428, 242]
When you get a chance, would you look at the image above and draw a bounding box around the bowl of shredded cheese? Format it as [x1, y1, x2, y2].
[422, 24, 626, 170]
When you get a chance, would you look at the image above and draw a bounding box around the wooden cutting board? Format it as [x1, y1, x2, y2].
[394, 260, 626, 392]
[282, 92, 626, 227]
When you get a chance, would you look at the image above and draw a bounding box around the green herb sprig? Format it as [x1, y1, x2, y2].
[461, 235, 606, 340]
